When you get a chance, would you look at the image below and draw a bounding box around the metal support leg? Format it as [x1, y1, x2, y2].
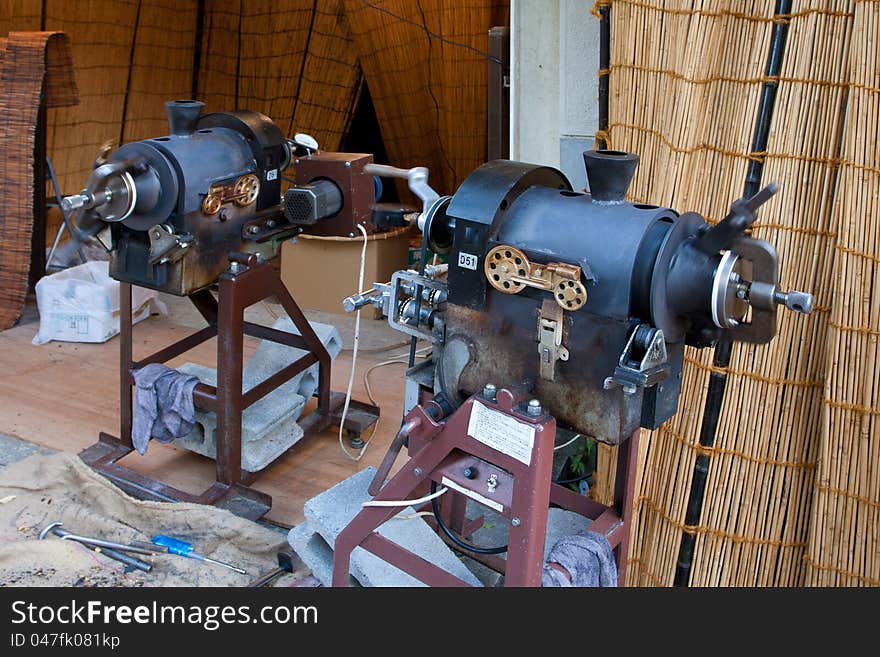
[215, 272, 245, 485]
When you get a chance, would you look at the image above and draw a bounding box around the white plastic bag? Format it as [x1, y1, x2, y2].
[32, 261, 166, 345]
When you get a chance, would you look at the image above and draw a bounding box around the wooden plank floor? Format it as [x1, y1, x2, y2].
[0, 304, 411, 527]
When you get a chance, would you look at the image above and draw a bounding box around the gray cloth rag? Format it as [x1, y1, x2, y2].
[132, 363, 200, 455]
[541, 530, 618, 587]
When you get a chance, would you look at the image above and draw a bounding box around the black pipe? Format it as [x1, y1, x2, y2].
[673, 0, 792, 587]
[597, 5, 611, 149]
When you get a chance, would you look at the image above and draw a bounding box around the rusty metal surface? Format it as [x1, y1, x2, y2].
[444, 297, 642, 445]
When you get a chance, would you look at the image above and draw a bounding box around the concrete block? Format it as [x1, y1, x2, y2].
[175, 318, 339, 471]
[301, 468, 482, 587]
[176, 417, 305, 473]
[288, 521, 358, 587]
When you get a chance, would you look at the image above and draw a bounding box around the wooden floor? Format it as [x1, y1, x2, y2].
[0, 303, 411, 527]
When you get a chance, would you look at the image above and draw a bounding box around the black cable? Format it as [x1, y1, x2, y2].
[553, 472, 592, 486]
[360, 0, 505, 67]
[430, 481, 508, 555]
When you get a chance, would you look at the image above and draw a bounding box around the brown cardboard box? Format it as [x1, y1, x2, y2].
[280, 226, 412, 317]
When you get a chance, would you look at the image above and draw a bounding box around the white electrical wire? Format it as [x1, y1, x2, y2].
[554, 433, 583, 451]
[338, 223, 370, 461]
[362, 486, 448, 508]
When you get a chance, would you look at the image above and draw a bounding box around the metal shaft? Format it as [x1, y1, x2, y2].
[199, 555, 247, 574]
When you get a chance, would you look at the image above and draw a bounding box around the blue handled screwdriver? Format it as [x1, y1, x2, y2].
[151, 535, 247, 574]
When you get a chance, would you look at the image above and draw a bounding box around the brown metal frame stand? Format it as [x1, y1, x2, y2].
[332, 384, 638, 586]
[80, 253, 379, 520]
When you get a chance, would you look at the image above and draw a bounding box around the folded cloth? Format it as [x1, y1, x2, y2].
[541, 530, 618, 587]
[132, 363, 200, 455]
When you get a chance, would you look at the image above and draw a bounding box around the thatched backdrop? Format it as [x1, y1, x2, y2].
[0, 0, 507, 236]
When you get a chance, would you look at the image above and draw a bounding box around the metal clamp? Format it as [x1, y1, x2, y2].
[148, 224, 194, 265]
[603, 324, 669, 395]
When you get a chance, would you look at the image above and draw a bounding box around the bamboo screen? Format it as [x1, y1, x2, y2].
[806, 1, 880, 587]
[601, 0, 876, 587]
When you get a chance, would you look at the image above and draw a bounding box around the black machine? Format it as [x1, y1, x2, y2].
[330, 149, 815, 587]
[348, 149, 814, 445]
[62, 99, 396, 296]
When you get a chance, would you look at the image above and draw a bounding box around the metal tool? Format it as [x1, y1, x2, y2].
[151, 535, 247, 574]
[39, 522, 153, 573]
[247, 550, 297, 588]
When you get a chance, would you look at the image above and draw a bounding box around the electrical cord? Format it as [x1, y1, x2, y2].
[338, 223, 371, 461]
[430, 481, 508, 555]
[553, 472, 592, 486]
[362, 485, 448, 508]
[554, 433, 582, 451]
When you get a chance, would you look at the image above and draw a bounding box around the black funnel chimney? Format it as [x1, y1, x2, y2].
[165, 99, 204, 136]
[583, 149, 639, 203]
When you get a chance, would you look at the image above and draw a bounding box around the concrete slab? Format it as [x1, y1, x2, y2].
[0, 433, 53, 468]
[300, 468, 482, 587]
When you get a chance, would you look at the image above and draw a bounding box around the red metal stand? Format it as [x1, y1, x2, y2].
[332, 384, 638, 586]
[80, 253, 379, 520]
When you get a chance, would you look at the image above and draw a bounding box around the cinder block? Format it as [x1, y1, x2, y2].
[288, 521, 358, 587]
[175, 318, 339, 471]
[302, 468, 482, 587]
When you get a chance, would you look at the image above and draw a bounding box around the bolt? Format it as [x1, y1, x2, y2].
[266, 219, 276, 228]
[463, 466, 477, 479]
[345, 161, 352, 168]
[295, 159, 300, 165]
[736, 288, 747, 299]
[527, 399, 542, 416]
[348, 232, 355, 238]
[228, 261, 243, 274]
[413, 467, 422, 477]
[248, 225, 260, 234]
[482, 383, 497, 401]
[218, 209, 229, 222]
[511, 517, 521, 527]
[487, 474, 498, 492]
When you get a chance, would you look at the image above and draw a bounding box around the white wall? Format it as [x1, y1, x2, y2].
[510, 0, 599, 190]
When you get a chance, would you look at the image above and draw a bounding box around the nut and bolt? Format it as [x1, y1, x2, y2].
[482, 383, 497, 402]
[248, 225, 260, 234]
[266, 219, 276, 228]
[463, 466, 477, 479]
[527, 399, 542, 416]
[511, 517, 521, 527]
[228, 261, 243, 274]
[413, 467, 422, 477]
[345, 161, 352, 168]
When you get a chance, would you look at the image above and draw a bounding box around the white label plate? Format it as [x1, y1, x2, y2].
[458, 251, 478, 270]
[441, 476, 504, 513]
[467, 401, 535, 466]
[266, 169, 278, 181]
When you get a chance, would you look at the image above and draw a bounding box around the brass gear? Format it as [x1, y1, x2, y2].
[202, 193, 222, 215]
[553, 277, 587, 311]
[485, 245, 528, 294]
[233, 173, 260, 206]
